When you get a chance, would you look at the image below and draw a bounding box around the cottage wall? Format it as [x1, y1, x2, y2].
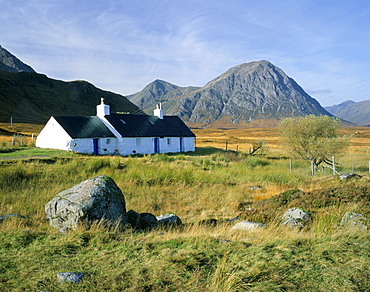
[117, 137, 195, 156]
[69, 137, 119, 155]
[36, 117, 72, 151]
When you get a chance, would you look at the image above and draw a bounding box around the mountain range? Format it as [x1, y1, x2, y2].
[325, 100, 370, 126]
[128, 61, 332, 128]
[0, 45, 363, 128]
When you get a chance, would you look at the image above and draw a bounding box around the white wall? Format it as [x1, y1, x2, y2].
[36, 117, 72, 151]
[117, 137, 195, 156]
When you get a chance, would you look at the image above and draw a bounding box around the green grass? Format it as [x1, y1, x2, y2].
[0, 147, 369, 291]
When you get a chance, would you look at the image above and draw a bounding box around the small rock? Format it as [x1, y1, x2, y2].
[127, 210, 158, 230]
[282, 208, 310, 223]
[156, 213, 182, 226]
[340, 212, 368, 230]
[250, 186, 262, 190]
[339, 173, 361, 180]
[0, 214, 26, 223]
[232, 221, 266, 231]
[57, 272, 84, 283]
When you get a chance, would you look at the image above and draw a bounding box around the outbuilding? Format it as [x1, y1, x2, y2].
[36, 99, 196, 156]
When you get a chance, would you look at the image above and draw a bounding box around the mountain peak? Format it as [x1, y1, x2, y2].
[0, 46, 35, 73]
[128, 60, 330, 127]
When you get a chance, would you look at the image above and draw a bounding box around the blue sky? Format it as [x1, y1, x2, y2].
[1, 0, 369, 106]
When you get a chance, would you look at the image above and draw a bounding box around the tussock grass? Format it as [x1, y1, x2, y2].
[1, 127, 370, 290]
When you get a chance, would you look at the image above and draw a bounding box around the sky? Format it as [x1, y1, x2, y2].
[1, 0, 370, 107]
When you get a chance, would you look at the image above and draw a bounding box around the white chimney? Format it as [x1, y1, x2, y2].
[154, 103, 163, 119]
[97, 98, 110, 118]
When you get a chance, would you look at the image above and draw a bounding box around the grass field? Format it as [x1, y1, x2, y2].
[0, 124, 370, 291]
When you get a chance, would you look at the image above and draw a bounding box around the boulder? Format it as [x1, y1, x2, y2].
[156, 213, 183, 227]
[45, 175, 127, 232]
[282, 208, 310, 223]
[340, 212, 368, 230]
[126, 210, 158, 230]
[232, 221, 266, 231]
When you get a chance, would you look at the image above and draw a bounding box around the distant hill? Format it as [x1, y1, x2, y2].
[0, 45, 35, 73]
[127, 79, 200, 111]
[0, 46, 141, 124]
[325, 100, 370, 126]
[128, 60, 332, 128]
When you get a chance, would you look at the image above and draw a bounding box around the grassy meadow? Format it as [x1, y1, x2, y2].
[0, 124, 370, 291]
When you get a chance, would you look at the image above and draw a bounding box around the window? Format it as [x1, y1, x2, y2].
[167, 138, 171, 145]
[106, 139, 110, 144]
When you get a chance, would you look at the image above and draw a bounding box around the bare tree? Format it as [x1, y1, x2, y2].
[279, 115, 351, 171]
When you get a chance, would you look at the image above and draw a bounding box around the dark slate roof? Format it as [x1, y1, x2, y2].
[53, 116, 115, 138]
[105, 114, 196, 137]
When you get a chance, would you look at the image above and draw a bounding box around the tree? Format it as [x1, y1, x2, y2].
[279, 115, 351, 171]
[249, 139, 268, 155]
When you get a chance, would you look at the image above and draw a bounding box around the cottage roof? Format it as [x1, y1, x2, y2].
[53, 116, 115, 138]
[105, 114, 196, 137]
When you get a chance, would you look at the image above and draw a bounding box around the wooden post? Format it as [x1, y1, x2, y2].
[236, 145, 238, 152]
[332, 156, 335, 175]
[289, 159, 292, 172]
[31, 133, 34, 145]
[225, 141, 228, 151]
[311, 161, 314, 176]
[10, 117, 13, 128]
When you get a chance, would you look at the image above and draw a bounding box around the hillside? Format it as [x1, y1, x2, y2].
[325, 100, 370, 126]
[0, 46, 142, 124]
[0, 71, 142, 124]
[129, 60, 332, 128]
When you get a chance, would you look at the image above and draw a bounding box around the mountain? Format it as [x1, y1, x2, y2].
[128, 60, 332, 127]
[0, 46, 141, 124]
[325, 100, 370, 126]
[0, 45, 35, 73]
[127, 79, 200, 110]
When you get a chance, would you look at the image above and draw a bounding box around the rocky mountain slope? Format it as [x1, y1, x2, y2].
[0, 46, 141, 124]
[129, 60, 332, 127]
[0, 45, 35, 73]
[325, 100, 370, 126]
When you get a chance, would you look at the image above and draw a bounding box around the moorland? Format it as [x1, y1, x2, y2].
[0, 123, 369, 291]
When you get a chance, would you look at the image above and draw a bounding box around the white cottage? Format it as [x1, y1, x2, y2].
[36, 99, 196, 156]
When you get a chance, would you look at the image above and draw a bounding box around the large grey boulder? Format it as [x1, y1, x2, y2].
[45, 175, 127, 232]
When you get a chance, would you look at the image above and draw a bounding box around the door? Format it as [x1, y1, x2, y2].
[154, 137, 159, 153]
[180, 137, 184, 152]
[93, 138, 99, 155]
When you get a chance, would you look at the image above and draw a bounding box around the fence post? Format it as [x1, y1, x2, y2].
[332, 156, 335, 175]
[289, 159, 292, 172]
[311, 161, 314, 176]
[225, 140, 228, 151]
